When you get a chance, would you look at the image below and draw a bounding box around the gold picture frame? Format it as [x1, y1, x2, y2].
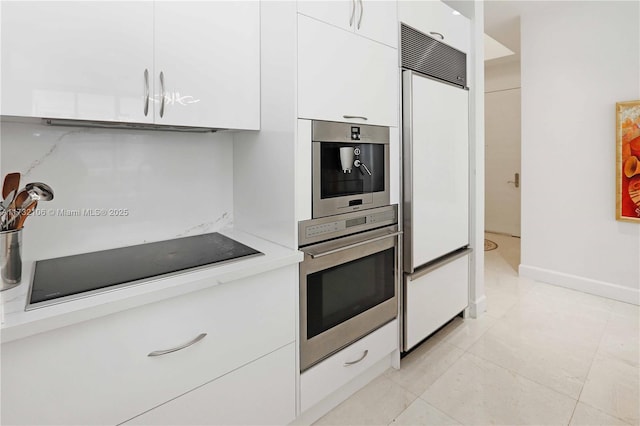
[616, 100, 640, 222]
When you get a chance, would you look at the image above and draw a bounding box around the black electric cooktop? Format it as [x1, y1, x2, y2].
[27, 232, 263, 310]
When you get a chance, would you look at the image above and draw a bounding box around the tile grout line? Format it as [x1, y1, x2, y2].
[383, 377, 426, 426]
[567, 307, 618, 425]
[577, 401, 636, 426]
[420, 350, 577, 426]
[461, 349, 582, 403]
[392, 342, 468, 424]
[482, 235, 586, 422]
[387, 340, 466, 397]
[388, 311, 505, 424]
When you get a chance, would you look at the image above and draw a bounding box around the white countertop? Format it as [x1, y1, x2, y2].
[0, 229, 303, 344]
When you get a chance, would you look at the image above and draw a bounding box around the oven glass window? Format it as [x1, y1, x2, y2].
[320, 143, 385, 199]
[306, 248, 395, 339]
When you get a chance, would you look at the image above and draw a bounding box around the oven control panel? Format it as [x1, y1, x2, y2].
[299, 205, 398, 247]
[305, 221, 344, 238]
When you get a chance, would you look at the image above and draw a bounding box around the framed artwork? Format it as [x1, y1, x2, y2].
[617, 100, 640, 222]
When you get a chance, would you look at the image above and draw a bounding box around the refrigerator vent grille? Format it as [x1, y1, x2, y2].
[400, 23, 467, 88]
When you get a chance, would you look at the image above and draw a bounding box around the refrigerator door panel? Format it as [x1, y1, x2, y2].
[404, 250, 470, 351]
[403, 71, 469, 271]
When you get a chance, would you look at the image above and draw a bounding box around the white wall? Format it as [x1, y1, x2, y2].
[0, 119, 234, 262]
[519, 1, 640, 304]
[485, 58, 520, 92]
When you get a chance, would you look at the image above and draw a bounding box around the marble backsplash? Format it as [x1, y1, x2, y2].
[0, 119, 234, 262]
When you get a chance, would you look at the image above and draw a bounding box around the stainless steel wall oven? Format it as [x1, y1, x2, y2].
[312, 120, 390, 218]
[298, 205, 399, 372]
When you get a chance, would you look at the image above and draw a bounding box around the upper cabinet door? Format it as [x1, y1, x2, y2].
[298, 0, 397, 48]
[297, 15, 398, 127]
[154, 2, 260, 130]
[297, 0, 354, 32]
[354, 1, 398, 48]
[398, 0, 470, 53]
[1, 2, 154, 123]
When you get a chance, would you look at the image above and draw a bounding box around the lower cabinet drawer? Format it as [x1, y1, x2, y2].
[124, 343, 296, 425]
[1, 266, 296, 425]
[300, 319, 398, 412]
[404, 253, 469, 350]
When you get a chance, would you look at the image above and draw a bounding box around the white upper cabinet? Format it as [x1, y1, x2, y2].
[154, 2, 259, 130]
[1, 2, 260, 130]
[398, 0, 470, 54]
[297, 1, 353, 32]
[355, 1, 399, 48]
[297, 14, 398, 127]
[297, 0, 398, 48]
[1, 2, 154, 123]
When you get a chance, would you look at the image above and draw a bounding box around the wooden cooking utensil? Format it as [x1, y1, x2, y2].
[9, 190, 29, 213]
[2, 172, 20, 201]
[14, 200, 37, 230]
[4, 191, 30, 230]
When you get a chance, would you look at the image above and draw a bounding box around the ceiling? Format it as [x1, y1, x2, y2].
[443, 0, 529, 61]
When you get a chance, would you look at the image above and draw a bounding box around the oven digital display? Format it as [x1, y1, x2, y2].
[346, 217, 366, 228]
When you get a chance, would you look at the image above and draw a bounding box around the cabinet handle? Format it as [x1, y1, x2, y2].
[343, 115, 368, 121]
[357, 0, 364, 29]
[159, 71, 166, 118]
[143, 69, 150, 117]
[429, 32, 445, 40]
[349, 0, 355, 27]
[147, 333, 207, 357]
[344, 350, 368, 366]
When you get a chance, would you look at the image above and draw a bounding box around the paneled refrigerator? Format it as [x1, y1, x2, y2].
[400, 23, 472, 352]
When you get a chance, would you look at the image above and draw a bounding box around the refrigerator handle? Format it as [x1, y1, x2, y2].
[402, 71, 415, 274]
[406, 248, 473, 281]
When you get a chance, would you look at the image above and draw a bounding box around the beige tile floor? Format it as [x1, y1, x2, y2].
[314, 232, 640, 425]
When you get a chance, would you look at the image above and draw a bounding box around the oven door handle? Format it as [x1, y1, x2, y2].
[304, 231, 402, 259]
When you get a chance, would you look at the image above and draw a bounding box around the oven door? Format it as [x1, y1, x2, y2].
[299, 225, 399, 371]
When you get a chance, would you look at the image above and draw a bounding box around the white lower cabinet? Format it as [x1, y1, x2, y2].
[125, 343, 296, 425]
[404, 254, 469, 351]
[0, 266, 296, 426]
[300, 319, 398, 412]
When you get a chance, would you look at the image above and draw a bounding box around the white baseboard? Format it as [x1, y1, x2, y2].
[519, 264, 640, 306]
[467, 295, 487, 318]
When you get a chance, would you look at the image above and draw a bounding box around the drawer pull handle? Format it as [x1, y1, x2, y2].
[343, 115, 368, 121]
[344, 350, 368, 366]
[148, 333, 207, 357]
[429, 31, 444, 40]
